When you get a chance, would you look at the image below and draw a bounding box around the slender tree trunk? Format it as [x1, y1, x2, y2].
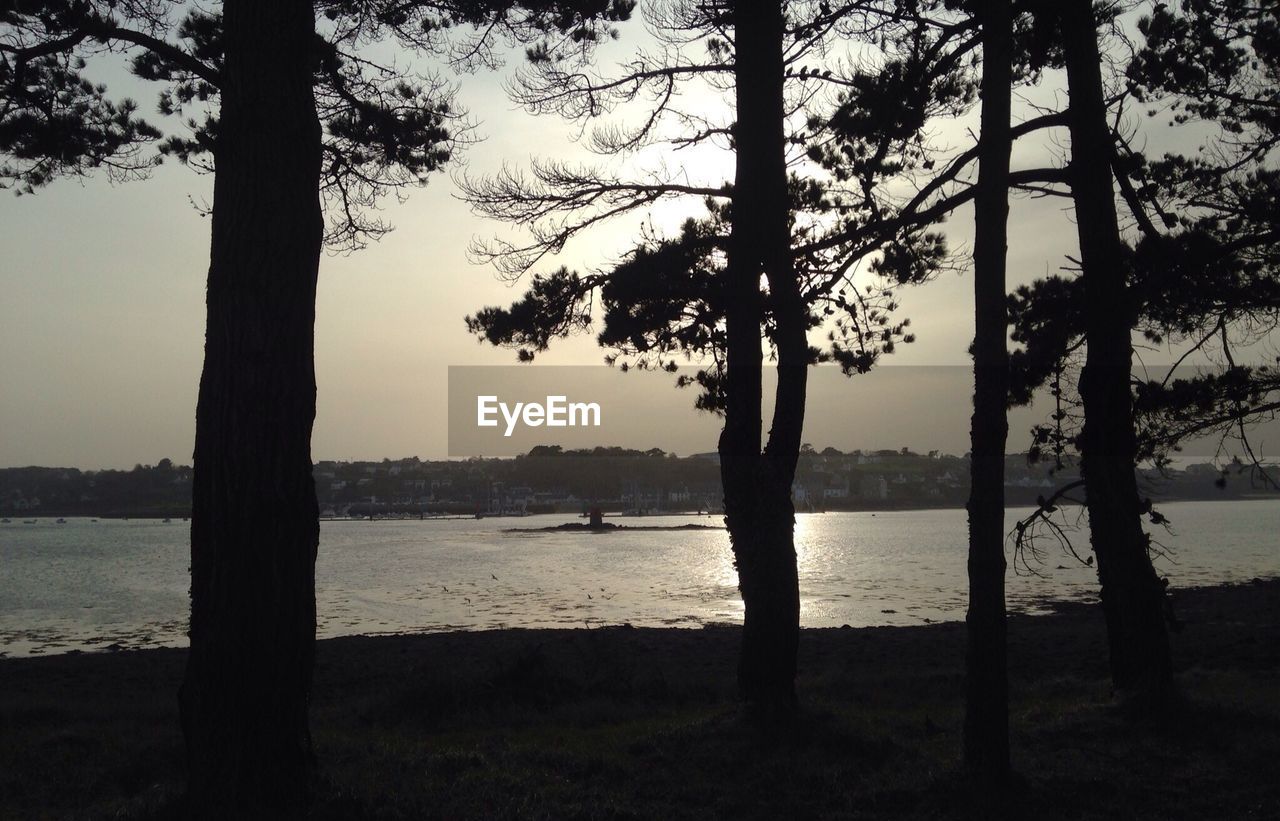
[179, 1, 323, 816]
[720, 0, 803, 713]
[964, 0, 1013, 782]
[1060, 0, 1173, 707]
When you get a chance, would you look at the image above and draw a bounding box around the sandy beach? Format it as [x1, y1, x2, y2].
[2, 578, 1277, 819]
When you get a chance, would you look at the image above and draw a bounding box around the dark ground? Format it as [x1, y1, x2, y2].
[2, 579, 1277, 820]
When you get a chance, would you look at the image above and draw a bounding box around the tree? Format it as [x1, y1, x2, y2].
[3, 1, 632, 813]
[1122, 0, 1280, 484]
[1059, 0, 1173, 705]
[178, 2, 324, 814]
[964, 0, 1013, 782]
[1007, 0, 1280, 702]
[462, 0, 1090, 710]
[719, 0, 805, 712]
[1011, 0, 1280, 479]
[461, 0, 991, 711]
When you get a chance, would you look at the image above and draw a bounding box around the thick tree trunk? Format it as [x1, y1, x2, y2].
[179, 1, 323, 816]
[1060, 0, 1173, 706]
[721, 0, 803, 713]
[964, 0, 1013, 782]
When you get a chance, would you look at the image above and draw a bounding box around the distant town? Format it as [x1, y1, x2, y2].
[2, 446, 1276, 519]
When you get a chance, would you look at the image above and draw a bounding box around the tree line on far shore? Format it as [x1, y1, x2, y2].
[3, 0, 1277, 814]
[3, 447, 1272, 520]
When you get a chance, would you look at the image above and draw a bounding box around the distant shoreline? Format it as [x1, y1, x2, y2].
[5, 494, 1278, 521]
[6, 452, 1277, 522]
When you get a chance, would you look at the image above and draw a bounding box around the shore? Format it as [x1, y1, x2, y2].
[10, 490, 1280, 522]
[2, 579, 1277, 819]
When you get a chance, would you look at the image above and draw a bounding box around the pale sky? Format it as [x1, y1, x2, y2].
[0, 12, 1196, 469]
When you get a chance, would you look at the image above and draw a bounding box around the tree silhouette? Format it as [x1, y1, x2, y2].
[964, 0, 1013, 784]
[1120, 0, 1279, 483]
[1057, 0, 1174, 706]
[461, 0, 1028, 710]
[3, 1, 632, 814]
[178, 4, 325, 813]
[1007, 0, 1279, 706]
[1011, 1, 1279, 480]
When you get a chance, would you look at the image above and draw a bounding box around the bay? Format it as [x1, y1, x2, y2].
[1, 500, 1277, 657]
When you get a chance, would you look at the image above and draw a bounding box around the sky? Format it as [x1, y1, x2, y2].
[0, 9, 1231, 469]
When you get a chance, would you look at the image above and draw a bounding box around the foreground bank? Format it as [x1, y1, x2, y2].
[2, 579, 1277, 819]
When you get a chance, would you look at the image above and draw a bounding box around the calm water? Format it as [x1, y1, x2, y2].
[1, 501, 1277, 657]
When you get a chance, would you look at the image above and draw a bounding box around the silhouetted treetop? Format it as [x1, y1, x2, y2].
[1, 0, 634, 249]
[1127, 0, 1279, 160]
[1004, 0, 1279, 482]
[464, 2, 1053, 410]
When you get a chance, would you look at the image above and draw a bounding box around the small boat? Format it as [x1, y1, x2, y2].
[162, 518, 172, 523]
[56, 518, 67, 524]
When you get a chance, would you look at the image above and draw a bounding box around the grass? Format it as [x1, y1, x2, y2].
[1, 580, 1277, 820]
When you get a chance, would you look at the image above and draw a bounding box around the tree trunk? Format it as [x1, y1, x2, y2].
[964, 0, 1013, 782]
[720, 0, 804, 713]
[179, 1, 323, 816]
[1060, 0, 1174, 707]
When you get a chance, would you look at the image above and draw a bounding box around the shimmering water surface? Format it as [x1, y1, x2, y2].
[2, 501, 1277, 656]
